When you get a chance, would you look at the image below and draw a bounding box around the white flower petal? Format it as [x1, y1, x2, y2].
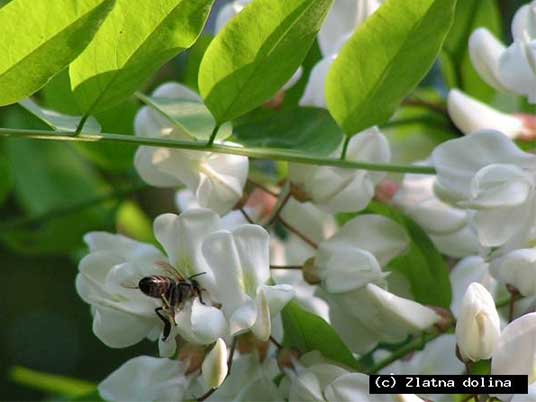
[231, 225, 271, 289]
[98, 356, 190, 402]
[93, 307, 157, 348]
[469, 28, 508, 92]
[490, 248, 536, 297]
[492, 312, 536, 400]
[431, 130, 536, 201]
[202, 338, 228, 389]
[299, 56, 334, 108]
[324, 373, 377, 402]
[190, 299, 229, 344]
[251, 288, 271, 341]
[455, 283, 501, 362]
[499, 41, 536, 103]
[319, 214, 409, 267]
[152, 82, 201, 102]
[153, 211, 219, 278]
[447, 89, 524, 139]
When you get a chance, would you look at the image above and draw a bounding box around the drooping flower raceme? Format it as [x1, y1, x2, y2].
[134, 82, 249, 215]
[313, 215, 441, 354]
[431, 130, 536, 249]
[469, 1, 536, 103]
[77, 208, 294, 358]
[455, 282, 501, 362]
[300, 0, 384, 108]
[289, 128, 390, 213]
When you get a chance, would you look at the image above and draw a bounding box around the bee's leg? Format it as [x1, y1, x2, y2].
[155, 307, 171, 341]
[196, 286, 206, 305]
[160, 294, 177, 326]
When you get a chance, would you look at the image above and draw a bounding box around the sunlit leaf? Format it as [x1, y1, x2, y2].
[199, 0, 333, 123]
[137, 93, 232, 141]
[69, 0, 214, 115]
[0, 0, 114, 106]
[326, 0, 456, 136]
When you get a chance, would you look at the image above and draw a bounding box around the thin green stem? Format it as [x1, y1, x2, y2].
[340, 136, 351, 160]
[207, 124, 220, 146]
[0, 128, 437, 175]
[75, 114, 90, 136]
[369, 327, 449, 373]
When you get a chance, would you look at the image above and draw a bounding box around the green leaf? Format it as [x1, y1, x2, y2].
[326, 0, 456, 136]
[440, 0, 502, 102]
[137, 93, 232, 141]
[19, 99, 101, 132]
[233, 107, 343, 156]
[69, 0, 215, 114]
[39, 69, 137, 171]
[198, 0, 333, 123]
[0, 0, 114, 106]
[349, 202, 452, 308]
[116, 201, 156, 245]
[282, 301, 364, 371]
[9, 366, 96, 398]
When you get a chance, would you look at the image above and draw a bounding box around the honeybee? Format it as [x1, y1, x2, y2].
[125, 261, 206, 341]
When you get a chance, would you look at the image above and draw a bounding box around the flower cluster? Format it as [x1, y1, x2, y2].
[71, 1, 536, 401]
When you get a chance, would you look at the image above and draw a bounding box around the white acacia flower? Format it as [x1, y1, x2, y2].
[205, 354, 282, 402]
[492, 312, 536, 401]
[450, 256, 497, 318]
[489, 248, 536, 297]
[469, 1, 536, 103]
[282, 354, 421, 402]
[447, 89, 527, 139]
[77, 209, 230, 357]
[289, 128, 390, 213]
[456, 282, 501, 362]
[134, 82, 249, 215]
[431, 130, 536, 248]
[313, 215, 440, 354]
[301, 0, 384, 108]
[98, 356, 195, 402]
[202, 224, 295, 340]
[394, 167, 483, 258]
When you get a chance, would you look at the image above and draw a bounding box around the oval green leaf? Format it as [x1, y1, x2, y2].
[0, 0, 114, 106]
[326, 0, 456, 136]
[199, 0, 333, 124]
[69, 0, 215, 114]
[282, 301, 364, 371]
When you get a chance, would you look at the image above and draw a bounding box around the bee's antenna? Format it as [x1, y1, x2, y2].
[188, 272, 207, 280]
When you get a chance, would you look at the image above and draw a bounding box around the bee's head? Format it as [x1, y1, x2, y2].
[138, 277, 154, 295]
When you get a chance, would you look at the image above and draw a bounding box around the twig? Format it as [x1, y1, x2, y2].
[268, 190, 291, 225]
[269, 336, 283, 350]
[278, 217, 318, 249]
[270, 265, 302, 270]
[247, 178, 279, 197]
[239, 207, 255, 224]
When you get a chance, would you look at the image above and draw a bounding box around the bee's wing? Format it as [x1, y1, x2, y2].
[155, 261, 185, 281]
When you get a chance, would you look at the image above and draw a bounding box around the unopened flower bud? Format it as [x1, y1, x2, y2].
[302, 257, 321, 285]
[456, 283, 500, 362]
[201, 338, 228, 389]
